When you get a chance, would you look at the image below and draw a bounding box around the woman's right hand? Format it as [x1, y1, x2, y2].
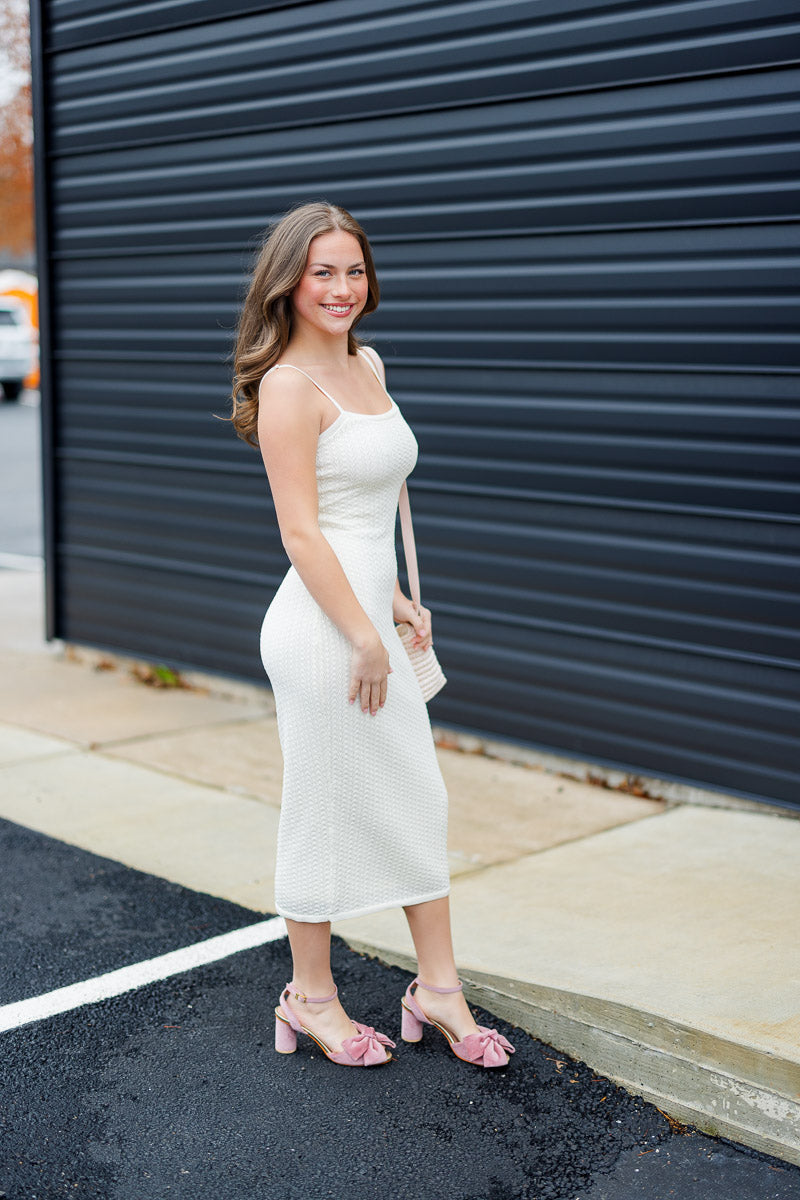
[349, 633, 392, 715]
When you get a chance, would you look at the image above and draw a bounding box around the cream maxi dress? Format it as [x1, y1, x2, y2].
[259, 346, 450, 923]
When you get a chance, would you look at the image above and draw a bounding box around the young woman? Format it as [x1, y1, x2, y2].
[231, 202, 514, 1070]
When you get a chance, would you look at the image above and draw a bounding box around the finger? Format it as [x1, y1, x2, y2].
[379, 676, 388, 707]
[348, 674, 360, 705]
[417, 611, 433, 648]
[412, 619, 432, 647]
[370, 681, 381, 715]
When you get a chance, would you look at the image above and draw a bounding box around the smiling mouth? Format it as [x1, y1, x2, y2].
[321, 304, 354, 314]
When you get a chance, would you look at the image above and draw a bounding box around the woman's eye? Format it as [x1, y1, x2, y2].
[313, 270, 330, 277]
[349, 268, 364, 276]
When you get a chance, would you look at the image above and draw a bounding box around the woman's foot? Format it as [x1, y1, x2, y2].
[410, 979, 481, 1042]
[282, 983, 360, 1054]
[402, 977, 515, 1067]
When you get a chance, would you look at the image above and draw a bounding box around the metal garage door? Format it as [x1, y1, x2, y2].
[30, 1, 800, 808]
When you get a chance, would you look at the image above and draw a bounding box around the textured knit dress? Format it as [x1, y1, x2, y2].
[259, 347, 450, 923]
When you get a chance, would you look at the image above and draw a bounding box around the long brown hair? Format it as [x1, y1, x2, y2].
[229, 202, 380, 446]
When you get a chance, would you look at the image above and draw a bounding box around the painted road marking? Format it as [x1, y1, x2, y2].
[0, 917, 287, 1033]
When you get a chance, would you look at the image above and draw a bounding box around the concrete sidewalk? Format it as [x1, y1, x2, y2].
[1, 568, 797, 1166]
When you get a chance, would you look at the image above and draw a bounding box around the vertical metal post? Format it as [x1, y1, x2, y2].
[28, 0, 57, 640]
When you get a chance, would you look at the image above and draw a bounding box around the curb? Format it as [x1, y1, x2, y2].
[342, 936, 800, 1168]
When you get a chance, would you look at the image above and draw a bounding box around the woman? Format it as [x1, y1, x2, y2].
[231, 202, 514, 1070]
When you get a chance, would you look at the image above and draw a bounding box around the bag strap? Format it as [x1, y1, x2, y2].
[398, 481, 422, 613]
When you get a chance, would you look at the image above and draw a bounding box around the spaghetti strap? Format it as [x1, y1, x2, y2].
[357, 345, 387, 392]
[261, 363, 345, 414]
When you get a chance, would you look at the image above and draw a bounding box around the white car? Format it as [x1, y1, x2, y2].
[0, 297, 35, 401]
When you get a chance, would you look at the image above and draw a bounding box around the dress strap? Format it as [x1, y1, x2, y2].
[357, 345, 387, 392]
[261, 363, 345, 414]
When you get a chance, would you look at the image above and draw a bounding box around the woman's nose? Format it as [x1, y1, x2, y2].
[331, 275, 352, 296]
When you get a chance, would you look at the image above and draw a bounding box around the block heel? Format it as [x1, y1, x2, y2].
[275, 1011, 297, 1054]
[400, 1000, 424, 1042]
[400, 976, 515, 1068]
[273, 982, 395, 1067]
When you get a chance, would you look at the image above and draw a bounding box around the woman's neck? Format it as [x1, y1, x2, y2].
[287, 325, 352, 369]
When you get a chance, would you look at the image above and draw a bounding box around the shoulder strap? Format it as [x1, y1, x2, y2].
[263, 363, 345, 414]
[358, 344, 381, 377]
[358, 345, 389, 393]
[398, 481, 422, 610]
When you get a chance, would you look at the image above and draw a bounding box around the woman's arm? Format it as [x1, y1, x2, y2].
[258, 370, 391, 715]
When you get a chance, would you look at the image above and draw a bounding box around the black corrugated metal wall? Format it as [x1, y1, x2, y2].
[31, 0, 800, 808]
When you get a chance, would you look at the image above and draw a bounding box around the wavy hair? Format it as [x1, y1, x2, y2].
[229, 201, 380, 446]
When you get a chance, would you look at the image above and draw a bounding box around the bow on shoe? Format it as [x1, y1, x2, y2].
[456, 1027, 515, 1067]
[342, 1022, 397, 1065]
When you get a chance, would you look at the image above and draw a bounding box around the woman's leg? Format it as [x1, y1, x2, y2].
[402, 897, 481, 1040]
[282, 918, 360, 1049]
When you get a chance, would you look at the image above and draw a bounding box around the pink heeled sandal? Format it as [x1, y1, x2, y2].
[401, 976, 515, 1068]
[274, 982, 395, 1067]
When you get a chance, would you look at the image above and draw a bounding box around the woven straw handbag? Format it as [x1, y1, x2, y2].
[395, 481, 447, 703]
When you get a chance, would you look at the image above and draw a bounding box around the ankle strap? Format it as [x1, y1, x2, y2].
[414, 976, 463, 994]
[285, 982, 338, 1004]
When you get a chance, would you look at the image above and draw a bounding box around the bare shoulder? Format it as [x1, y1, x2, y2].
[258, 364, 315, 405]
[258, 365, 324, 435]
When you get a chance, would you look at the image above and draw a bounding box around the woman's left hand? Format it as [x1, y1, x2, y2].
[393, 594, 433, 652]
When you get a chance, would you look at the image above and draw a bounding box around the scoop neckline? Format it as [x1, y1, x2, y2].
[318, 401, 398, 441]
[341, 397, 397, 418]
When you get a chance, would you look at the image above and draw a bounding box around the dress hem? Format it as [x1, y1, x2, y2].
[275, 884, 451, 925]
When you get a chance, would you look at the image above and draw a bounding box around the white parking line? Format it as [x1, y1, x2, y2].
[0, 917, 287, 1033]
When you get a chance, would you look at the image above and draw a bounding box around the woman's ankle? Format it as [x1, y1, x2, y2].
[286, 976, 337, 1001]
[415, 970, 461, 992]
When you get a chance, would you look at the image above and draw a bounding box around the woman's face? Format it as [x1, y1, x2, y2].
[291, 230, 369, 337]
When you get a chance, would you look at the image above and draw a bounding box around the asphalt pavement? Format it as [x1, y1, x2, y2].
[3, 818, 799, 1200]
[1, 392, 799, 1197]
